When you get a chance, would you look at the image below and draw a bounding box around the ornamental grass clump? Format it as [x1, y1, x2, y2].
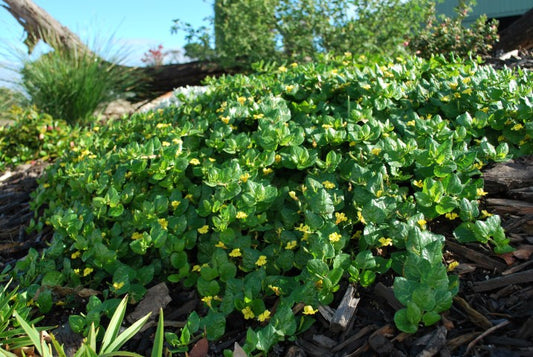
[19, 38, 139, 124]
[19, 53, 533, 353]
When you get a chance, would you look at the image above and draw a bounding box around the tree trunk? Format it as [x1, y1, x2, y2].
[1, 0, 234, 100]
[495, 7, 533, 52]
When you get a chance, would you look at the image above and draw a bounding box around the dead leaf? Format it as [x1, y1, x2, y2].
[513, 244, 533, 260]
[498, 252, 516, 266]
[126, 282, 171, 323]
[189, 337, 209, 357]
[233, 342, 248, 357]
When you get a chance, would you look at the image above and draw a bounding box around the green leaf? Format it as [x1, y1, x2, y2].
[202, 311, 226, 340]
[394, 309, 418, 334]
[412, 286, 436, 311]
[151, 309, 164, 357]
[406, 301, 422, 325]
[422, 311, 441, 326]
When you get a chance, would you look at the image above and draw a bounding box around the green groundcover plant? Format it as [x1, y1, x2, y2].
[0, 107, 79, 172]
[13, 53, 533, 354]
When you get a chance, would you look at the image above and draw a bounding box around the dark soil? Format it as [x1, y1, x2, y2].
[1, 52, 533, 356]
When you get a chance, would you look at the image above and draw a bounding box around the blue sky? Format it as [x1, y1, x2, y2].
[0, 0, 213, 85]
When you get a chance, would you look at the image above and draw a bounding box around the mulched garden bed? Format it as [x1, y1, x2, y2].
[1, 52, 533, 356]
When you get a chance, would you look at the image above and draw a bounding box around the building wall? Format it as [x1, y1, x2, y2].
[436, 0, 533, 23]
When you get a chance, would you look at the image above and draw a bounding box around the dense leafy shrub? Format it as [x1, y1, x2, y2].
[0, 107, 79, 172]
[17, 54, 533, 353]
[0, 87, 29, 124]
[408, 0, 499, 58]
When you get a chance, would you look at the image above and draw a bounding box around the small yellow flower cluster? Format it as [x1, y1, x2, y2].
[371, 147, 382, 155]
[378, 237, 393, 247]
[242, 306, 255, 319]
[171, 200, 181, 209]
[74, 267, 93, 277]
[328, 232, 342, 243]
[237, 97, 246, 105]
[407, 120, 416, 126]
[445, 212, 459, 220]
[158, 218, 168, 230]
[269, 285, 282, 296]
[285, 240, 297, 250]
[197, 225, 209, 234]
[476, 188, 488, 197]
[263, 167, 273, 175]
[113, 281, 125, 290]
[413, 180, 423, 188]
[289, 191, 299, 201]
[303, 305, 318, 315]
[357, 211, 366, 224]
[240, 172, 250, 183]
[131, 232, 144, 240]
[257, 310, 271, 322]
[229, 248, 242, 258]
[156, 123, 171, 129]
[236, 211, 248, 219]
[418, 219, 427, 229]
[220, 116, 230, 124]
[278, 65, 288, 73]
[285, 85, 295, 92]
[255, 255, 267, 266]
[511, 123, 524, 131]
[322, 181, 335, 189]
[447, 261, 459, 272]
[215, 241, 227, 249]
[481, 209, 493, 218]
[189, 158, 200, 165]
[253, 113, 265, 119]
[335, 212, 348, 225]
[201, 295, 221, 307]
[71, 251, 81, 259]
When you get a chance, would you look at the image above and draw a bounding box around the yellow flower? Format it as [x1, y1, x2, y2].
[237, 96, 246, 105]
[257, 310, 271, 322]
[413, 180, 423, 188]
[253, 113, 264, 119]
[113, 281, 125, 290]
[511, 123, 524, 131]
[449, 82, 458, 90]
[285, 85, 295, 92]
[242, 306, 255, 319]
[83, 267, 93, 277]
[215, 241, 227, 249]
[407, 120, 416, 126]
[240, 172, 250, 183]
[418, 219, 427, 228]
[43, 183, 51, 188]
[378, 237, 393, 247]
[255, 255, 267, 267]
[328, 232, 342, 243]
[288, 191, 299, 201]
[445, 212, 459, 220]
[162, 141, 170, 147]
[236, 211, 248, 219]
[197, 225, 209, 234]
[263, 167, 273, 175]
[131, 232, 144, 240]
[335, 212, 348, 225]
[269, 285, 282, 296]
[192, 265, 202, 272]
[303, 305, 318, 315]
[285, 240, 297, 250]
[220, 116, 230, 124]
[71, 251, 81, 259]
[361, 84, 371, 90]
[156, 123, 171, 129]
[440, 95, 450, 102]
[462, 77, 471, 84]
[477, 188, 488, 197]
[481, 209, 493, 218]
[322, 124, 333, 130]
[229, 248, 242, 258]
[371, 147, 381, 155]
[462, 88, 473, 95]
[290, 62, 298, 67]
[322, 181, 335, 189]
[447, 261, 459, 272]
[189, 158, 200, 165]
[171, 200, 181, 209]
[201, 296, 214, 307]
[357, 211, 366, 224]
[158, 218, 168, 230]
[473, 162, 484, 170]
[278, 65, 288, 73]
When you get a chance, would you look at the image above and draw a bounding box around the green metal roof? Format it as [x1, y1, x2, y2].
[436, 0, 533, 22]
